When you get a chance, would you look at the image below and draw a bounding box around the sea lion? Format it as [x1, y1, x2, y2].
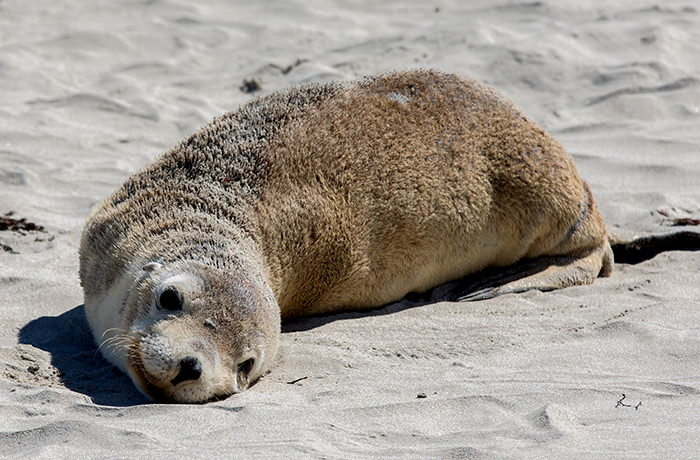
[79, 70, 613, 403]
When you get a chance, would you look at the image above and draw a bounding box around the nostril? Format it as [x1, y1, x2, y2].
[171, 356, 202, 385]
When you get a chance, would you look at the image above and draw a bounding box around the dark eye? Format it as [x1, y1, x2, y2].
[237, 358, 255, 379]
[158, 287, 183, 311]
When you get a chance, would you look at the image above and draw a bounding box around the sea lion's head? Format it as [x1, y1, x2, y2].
[88, 258, 280, 403]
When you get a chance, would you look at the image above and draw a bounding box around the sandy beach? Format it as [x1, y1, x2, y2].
[1, 0, 699, 458]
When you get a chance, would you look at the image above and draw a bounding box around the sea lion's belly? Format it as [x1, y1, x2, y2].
[256, 179, 531, 319]
[254, 141, 582, 319]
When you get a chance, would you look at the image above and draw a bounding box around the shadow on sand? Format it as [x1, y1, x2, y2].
[18, 305, 149, 407]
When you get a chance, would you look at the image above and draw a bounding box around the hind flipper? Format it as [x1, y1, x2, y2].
[454, 243, 611, 302]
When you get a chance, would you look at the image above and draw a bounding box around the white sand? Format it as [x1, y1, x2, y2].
[1, 0, 700, 458]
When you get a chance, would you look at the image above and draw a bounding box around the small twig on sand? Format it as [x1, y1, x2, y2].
[616, 393, 630, 408]
[286, 376, 308, 385]
[616, 393, 642, 410]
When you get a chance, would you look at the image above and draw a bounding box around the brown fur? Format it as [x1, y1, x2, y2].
[79, 70, 611, 402]
[255, 71, 610, 317]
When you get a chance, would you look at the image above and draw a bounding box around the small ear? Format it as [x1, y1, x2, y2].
[142, 262, 162, 272]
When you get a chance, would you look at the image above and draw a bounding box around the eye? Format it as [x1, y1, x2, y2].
[158, 287, 183, 311]
[237, 358, 255, 379]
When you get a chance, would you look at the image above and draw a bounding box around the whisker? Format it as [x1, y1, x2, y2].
[96, 330, 140, 357]
[100, 327, 128, 339]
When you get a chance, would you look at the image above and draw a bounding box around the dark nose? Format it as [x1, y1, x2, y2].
[171, 356, 202, 385]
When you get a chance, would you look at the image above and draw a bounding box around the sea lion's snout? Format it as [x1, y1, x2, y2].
[171, 356, 203, 385]
[124, 314, 230, 403]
